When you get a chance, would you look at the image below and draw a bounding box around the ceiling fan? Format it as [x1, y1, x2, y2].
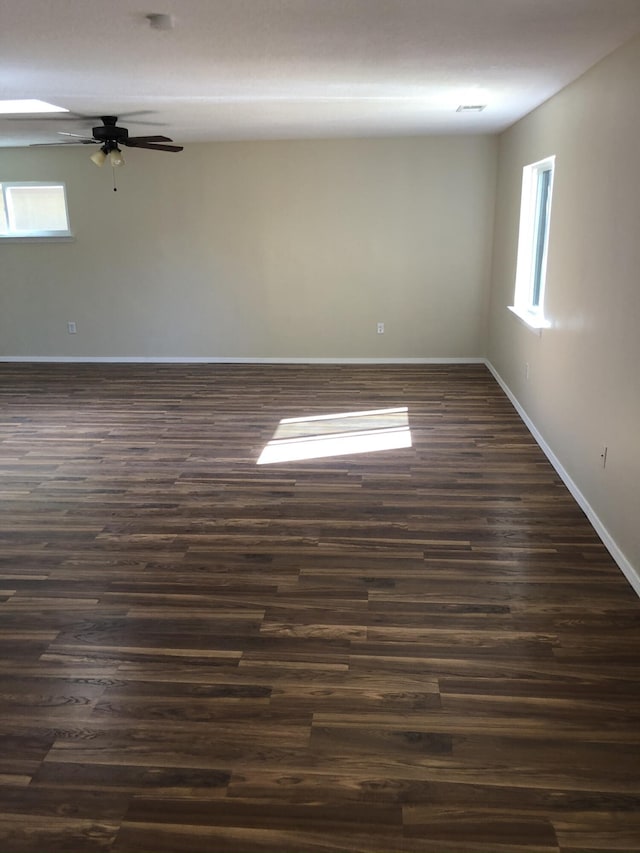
[32, 115, 183, 166]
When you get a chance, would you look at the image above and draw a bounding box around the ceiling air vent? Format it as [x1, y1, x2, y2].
[456, 104, 487, 113]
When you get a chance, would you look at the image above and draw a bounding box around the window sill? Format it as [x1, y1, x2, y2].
[508, 305, 550, 336]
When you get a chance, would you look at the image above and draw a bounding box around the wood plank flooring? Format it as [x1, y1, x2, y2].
[0, 363, 639, 853]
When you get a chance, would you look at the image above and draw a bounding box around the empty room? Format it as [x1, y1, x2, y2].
[1, 1, 640, 851]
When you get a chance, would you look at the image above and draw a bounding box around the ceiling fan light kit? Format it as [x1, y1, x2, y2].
[90, 145, 124, 167]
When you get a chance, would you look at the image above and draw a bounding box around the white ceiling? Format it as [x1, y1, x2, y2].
[2, 0, 640, 148]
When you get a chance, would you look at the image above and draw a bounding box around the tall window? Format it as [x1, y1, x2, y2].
[0, 182, 71, 238]
[510, 156, 555, 329]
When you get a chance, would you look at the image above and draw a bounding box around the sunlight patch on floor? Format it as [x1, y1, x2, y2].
[257, 406, 411, 464]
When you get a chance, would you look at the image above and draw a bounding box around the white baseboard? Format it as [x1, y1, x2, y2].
[0, 356, 486, 365]
[485, 360, 640, 599]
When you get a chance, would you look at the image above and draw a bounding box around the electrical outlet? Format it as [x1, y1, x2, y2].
[377, 322, 385, 334]
[600, 446, 608, 468]
[525, 362, 530, 380]
[67, 321, 77, 334]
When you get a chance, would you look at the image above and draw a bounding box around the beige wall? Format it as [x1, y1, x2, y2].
[0, 136, 496, 359]
[488, 35, 640, 573]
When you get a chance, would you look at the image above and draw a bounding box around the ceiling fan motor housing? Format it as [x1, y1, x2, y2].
[93, 117, 128, 143]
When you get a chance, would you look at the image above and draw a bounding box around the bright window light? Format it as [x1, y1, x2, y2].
[510, 155, 555, 330]
[0, 183, 71, 238]
[257, 407, 412, 464]
[0, 99, 68, 114]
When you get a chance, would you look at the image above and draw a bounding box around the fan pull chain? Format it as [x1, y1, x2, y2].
[112, 167, 118, 192]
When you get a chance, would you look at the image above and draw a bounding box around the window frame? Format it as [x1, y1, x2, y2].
[0, 181, 72, 239]
[509, 155, 555, 332]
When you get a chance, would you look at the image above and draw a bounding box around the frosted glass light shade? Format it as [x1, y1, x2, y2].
[90, 149, 107, 167]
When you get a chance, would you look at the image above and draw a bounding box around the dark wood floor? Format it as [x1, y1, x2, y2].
[0, 363, 639, 853]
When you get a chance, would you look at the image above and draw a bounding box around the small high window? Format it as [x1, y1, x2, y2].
[509, 156, 555, 330]
[0, 182, 71, 238]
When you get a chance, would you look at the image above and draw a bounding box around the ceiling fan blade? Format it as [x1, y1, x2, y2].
[58, 131, 95, 139]
[30, 140, 98, 147]
[124, 141, 184, 152]
[125, 135, 173, 144]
